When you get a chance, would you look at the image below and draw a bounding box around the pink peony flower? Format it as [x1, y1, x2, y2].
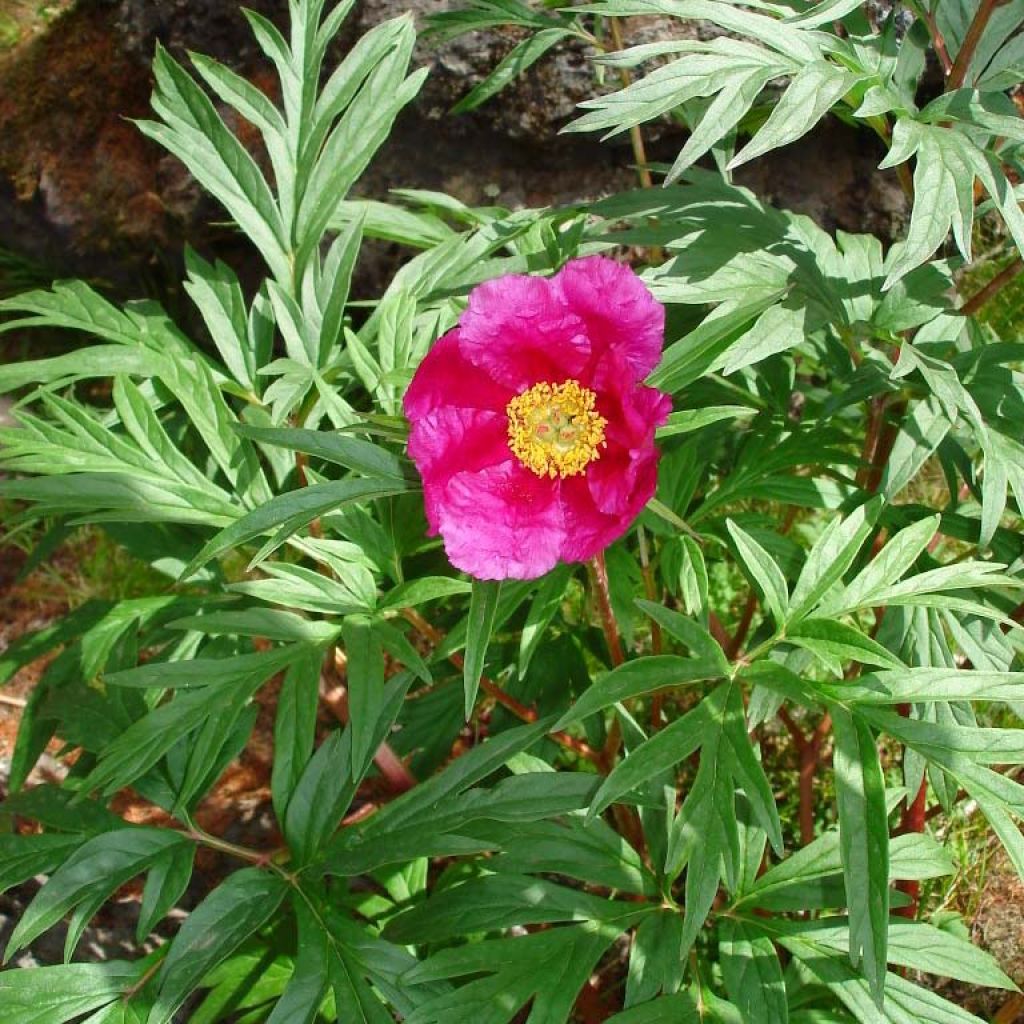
[403, 256, 671, 580]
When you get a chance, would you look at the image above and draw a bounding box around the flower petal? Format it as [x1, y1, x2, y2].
[555, 255, 665, 383]
[458, 274, 590, 391]
[403, 329, 512, 421]
[437, 462, 564, 580]
[558, 446, 659, 563]
[408, 407, 510, 533]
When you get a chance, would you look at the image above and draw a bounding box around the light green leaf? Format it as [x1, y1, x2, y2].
[453, 28, 570, 113]
[719, 918, 788, 1024]
[788, 619, 905, 671]
[555, 655, 724, 729]
[463, 579, 501, 718]
[831, 706, 888, 1003]
[182, 477, 410, 577]
[727, 519, 789, 626]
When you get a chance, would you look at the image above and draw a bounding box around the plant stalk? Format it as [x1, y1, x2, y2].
[947, 0, 1002, 91]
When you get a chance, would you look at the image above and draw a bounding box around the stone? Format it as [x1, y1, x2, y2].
[0, 0, 908, 295]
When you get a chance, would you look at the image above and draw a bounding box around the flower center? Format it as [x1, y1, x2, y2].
[506, 379, 607, 479]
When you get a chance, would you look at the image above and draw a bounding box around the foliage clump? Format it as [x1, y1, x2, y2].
[2, 1, 1024, 1021]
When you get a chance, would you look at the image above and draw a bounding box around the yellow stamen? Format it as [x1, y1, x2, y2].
[506, 379, 607, 479]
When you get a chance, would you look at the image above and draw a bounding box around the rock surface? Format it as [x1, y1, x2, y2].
[0, 0, 907, 294]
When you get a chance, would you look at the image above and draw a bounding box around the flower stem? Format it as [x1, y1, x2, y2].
[589, 552, 625, 668]
[894, 773, 928, 917]
[726, 592, 758, 659]
[906, 0, 953, 74]
[400, 607, 602, 764]
[947, 0, 1002, 91]
[606, 18, 654, 192]
[321, 672, 417, 794]
[960, 256, 1024, 317]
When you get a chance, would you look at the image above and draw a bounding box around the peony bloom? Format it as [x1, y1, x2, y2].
[403, 256, 671, 580]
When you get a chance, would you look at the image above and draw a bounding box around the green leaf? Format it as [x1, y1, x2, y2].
[635, 600, 728, 670]
[780, 917, 1016, 991]
[104, 644, 306, 691]
[343, 616, 385, 774]
[821, 514, 938, 616]
[452, 28, 570, 113]
[284, 729, 354, 865]
[727, 519, 789, 626]
[463, 579, 501, 718]
[168, 609, 339, 644]
[148, 868, 287, 1024]
[787, 619, 905, 671]
[519, 565, 573, 678]
[136, 842, 195, 943]
[713, 300, 809, 376]
[789, 499, 880, 621]
[265, 901, 328, 1024]
[5, 829, 190, 960]
[669, 712, 736, 951]
[719, 918, 788, 1024]
[649, 293, 786, 393]
[345, 719, 553, 839]
[233, 424, 409, 481]
[384, 874, 636, 944]
[83, 673, 266, 797]
[0, 345, 163, 396]
[271, 647, 324, 824]
[378, 576, 473, 610]
[605, 992, 702, 1023]
[730, 60, 860, 169]
[182, 477, 411, 577]
[830, 706, 888, 1004]
[183, 249, 256, 391]
[882, 399, 953, 500]
[589, 702, 709, 819]
[625, 910, 686, 1007]
[737, 830, 954, 912]
[477, 815, 655, 896]
[139, 46, 289, 283]
[402, 920, 641, 1024]
[554, 655, 724, 729]
[881, 121, 1024, 287]
[784, 934, 989, 1023]
[0, 961, 144, 1024]
[656, 405, 756, 439]
[0, 833, 86, 898]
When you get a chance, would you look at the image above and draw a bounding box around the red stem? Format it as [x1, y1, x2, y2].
[960, 257, 1024, 317]
[322, 681, 417, 794]
[401, 608, 602, 764]
[727, 592, 758, 659]
[947, 0, 1002, 90]
[590, 552, 625, 667]
[894, 701, 928, 917]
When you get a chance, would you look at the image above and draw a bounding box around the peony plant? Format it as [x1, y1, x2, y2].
[2, 1, 1024, 1022]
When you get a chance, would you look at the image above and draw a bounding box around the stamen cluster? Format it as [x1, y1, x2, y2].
[506, 380, 607, 479]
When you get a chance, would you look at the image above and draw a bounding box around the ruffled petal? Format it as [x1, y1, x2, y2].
[458, 274, 590, 391]
[555, 255, 665, 384]
[403, 329, 512, 420]
[559, 450, 659, 563]
[408, 407, 510, 533]
[557, 372, 668, 560]
[436, 462, 564, 580]
[595, 374, 672, 454]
